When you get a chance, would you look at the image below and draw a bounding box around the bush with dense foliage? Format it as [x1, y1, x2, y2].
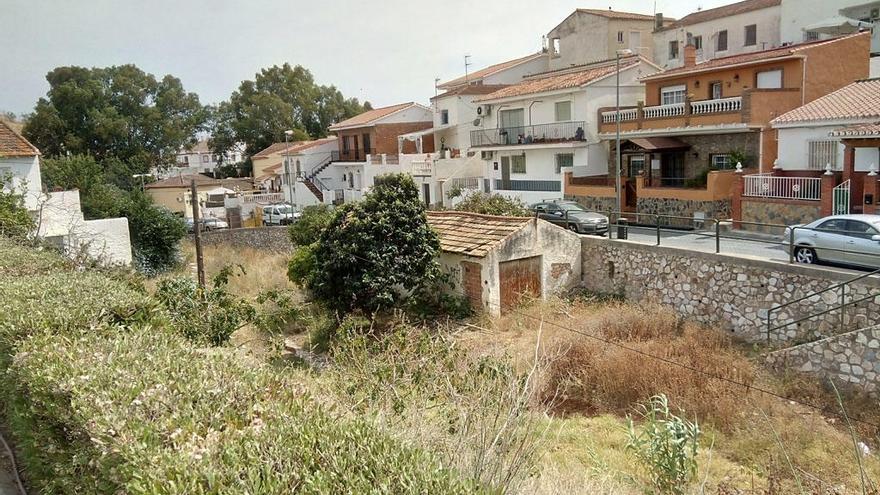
[292, 174, 441, 313]
[453, 192, 531, 216]
[288, 204, 334, 246]
[0, 175, 34, 238]
[0, 242, 485, 494]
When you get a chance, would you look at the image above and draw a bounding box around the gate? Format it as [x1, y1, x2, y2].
[499, 256, 541, 314]
[833, 180, 851, 215]
[226, 206, 242, 229]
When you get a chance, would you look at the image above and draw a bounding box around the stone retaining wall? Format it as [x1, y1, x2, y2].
[741, 199, 821, 234]
[637, 198, 731, 226]
[580, 237, 880, 343]
[195, 227, 292, 253]
[766, 326, 880, 394]
[564, 194, 617, 214]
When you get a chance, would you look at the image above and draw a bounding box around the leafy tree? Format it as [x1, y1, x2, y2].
[23, 65, 208, 173]
[288, 204, 334, 245]
[123, 191, 186, 274]
[453, 192, 531, 217]
[292, 174, 440, 313]
[0, 175, 34, 239]
[41, 154, 103, 196]
[212, 63, 369, 158]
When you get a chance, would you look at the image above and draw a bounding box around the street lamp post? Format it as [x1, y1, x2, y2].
[615, 49, 633, 218]
[284, 130, 294, 205]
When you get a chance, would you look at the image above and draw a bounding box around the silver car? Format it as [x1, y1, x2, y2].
[783, 214, 880, 268]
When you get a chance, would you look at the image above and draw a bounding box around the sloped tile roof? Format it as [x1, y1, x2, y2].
[431, 84, 511, 101]
[656, 0, 780, 32]
[252, 137, 337, 158]
[575, 8, 657, 21]
[830, 122, 880, 138]
[145, 174, 219, 189]
[427, 211, 531, 258]
[0, 120, 40, 157]
[437, 53, 546, 90]
[642, 32, 868, 81]
[328, 102, 421, 131]
[475, 57, 642, 102]
[773, 78, 880, 124]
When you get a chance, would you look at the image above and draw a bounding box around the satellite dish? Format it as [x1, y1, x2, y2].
[473, 118, 482, 126]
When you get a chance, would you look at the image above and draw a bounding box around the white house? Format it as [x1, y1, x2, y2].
[427, 211, 582, 316]
[167, 139, 244, 178]
[469, 56, 661, 204]
[431, 85, 509, 154]
[653, 0, 782, 69]
[0, 121, 132, 265]
[275, 137, 338, 208]
[772, 79, 880, 173]
[781, 0, 876, 44]
[435, 53, 548, 93]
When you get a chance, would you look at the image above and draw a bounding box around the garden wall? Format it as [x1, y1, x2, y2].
[579, 237, 880, 344]
[195, 227, 292, 253]
[741, 198, 822, 234]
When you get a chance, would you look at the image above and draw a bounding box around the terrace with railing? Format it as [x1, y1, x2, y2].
[599, 96, 743, 132]
[470, 121, 586, 148]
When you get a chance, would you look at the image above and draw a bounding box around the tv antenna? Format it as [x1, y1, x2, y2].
[464, 55, 472, 84]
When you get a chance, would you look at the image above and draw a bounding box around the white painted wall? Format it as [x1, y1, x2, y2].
[0, 155, 42, 210]
[377, 105, 433, 125]
[480, 56, 549, 86]
[548, 13, 610, 70]
[433, 93, 484, 151]
[653, 6, 782, 69]
[777, 124, 879, 172]
[781, 0, 872, 45]
[280, 140, 339, 208]
[36, 190, 133, 265]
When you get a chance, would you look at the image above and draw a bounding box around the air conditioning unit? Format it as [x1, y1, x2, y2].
[481, 151, 494, 160]
[476, 104, 491, 116]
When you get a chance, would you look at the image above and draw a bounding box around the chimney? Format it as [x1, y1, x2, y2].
[654, 13, 664, 30]
[684, 42, 696, 68]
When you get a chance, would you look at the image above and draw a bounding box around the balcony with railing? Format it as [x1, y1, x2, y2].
[331, 148, 377, 162]
[470, 121, 586, 148]
[599, 96, 744, 133]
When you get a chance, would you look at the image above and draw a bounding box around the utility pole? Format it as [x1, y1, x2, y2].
[190, 178, 205, 288]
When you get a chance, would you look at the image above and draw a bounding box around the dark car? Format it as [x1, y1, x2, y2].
[530, 200, 609, 236]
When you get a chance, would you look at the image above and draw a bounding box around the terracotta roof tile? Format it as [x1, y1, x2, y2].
[830, 122, 880, 138]
[427, 211, 531, 258]
[145, 174, 220, 189]
[773, 78, 880, 124]
[657, 0, 780, 31]
[0, 120, 40, 157]
[575, 8, 657, 21]
[328, 103, 422, 131]
[642, 32, 868, 81]
[437, 53, 545, 90]
[475, 57, 642, 102]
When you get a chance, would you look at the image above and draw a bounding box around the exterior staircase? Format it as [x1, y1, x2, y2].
[301, 154, 334, 202]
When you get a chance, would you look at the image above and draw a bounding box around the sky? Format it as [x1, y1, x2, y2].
[1, 0, 737, 116]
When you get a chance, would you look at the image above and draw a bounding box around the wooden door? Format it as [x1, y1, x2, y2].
[226, 206, 242, 229]
[499, 256, 541, 314]
[461, 261, 483, 311]
[500, 156, 511, 190]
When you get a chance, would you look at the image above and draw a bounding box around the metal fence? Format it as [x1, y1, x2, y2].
[743, 173, 822, 201]
[470, 121, 585, 147]
[494, 179, 562, 192]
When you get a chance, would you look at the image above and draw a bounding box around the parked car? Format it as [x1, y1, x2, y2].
[262, 204, 301, 226]
[185, 217, 229, 232]
[530, 200, 609, 236]
[783, 214, 880, 269]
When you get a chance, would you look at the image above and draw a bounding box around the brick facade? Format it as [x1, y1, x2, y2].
[335, 122, 433, 158]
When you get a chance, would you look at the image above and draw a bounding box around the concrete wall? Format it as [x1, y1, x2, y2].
[766, 325, 880, 394]
[580, 236, 880, 343]
[780, 0, 870, 45]
[197, 226, 292, 253]
[777, 125, 880, 172]
[482, 56, 549, 86]
[1, 155, 42, 211]
[741, 198, 822, 231]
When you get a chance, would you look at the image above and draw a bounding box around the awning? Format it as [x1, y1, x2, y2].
[626, 137, 691, 152]
[803, 15, 872, 35]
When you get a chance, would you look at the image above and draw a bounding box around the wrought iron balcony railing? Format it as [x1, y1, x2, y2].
[471, 121, 586, 147]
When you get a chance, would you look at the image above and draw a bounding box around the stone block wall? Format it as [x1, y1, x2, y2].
[580, 237, 880, 343]
[195, 227, 292, 253]
[637, 198, 731, 225]
[766, 326, 880, 394]
[564, 194, 617, 214]
[741, 199, 821, 234]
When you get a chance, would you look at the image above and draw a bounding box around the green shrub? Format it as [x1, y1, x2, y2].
[6, 326, 485, 494]
[626, 394, 701, 494]
[287, 243, 317, 288]
[0, 173, 34, 238]
[288, 204, 333, 245]
[155, 267, 255, 346]
[0, 238, 71, 276]
[453, 192, 530, 216]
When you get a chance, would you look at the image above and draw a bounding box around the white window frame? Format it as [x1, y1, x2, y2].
[660, 84, 687, 105]
[712, 154, 732, 169]
[808, 140, 839, 170]
[693, 35, 703, 51]
[554, 101, 572, 122]
[756, 69, 783, 89]
[440, 109, 449, 125]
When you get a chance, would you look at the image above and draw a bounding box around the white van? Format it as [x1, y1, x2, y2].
[262, 204, 300, 226]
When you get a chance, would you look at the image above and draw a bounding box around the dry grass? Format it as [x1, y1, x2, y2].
[457, 297, 880, 493]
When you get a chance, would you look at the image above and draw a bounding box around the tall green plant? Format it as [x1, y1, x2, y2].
[626, 394, 701, 494]
[0, 175, 34, 239]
